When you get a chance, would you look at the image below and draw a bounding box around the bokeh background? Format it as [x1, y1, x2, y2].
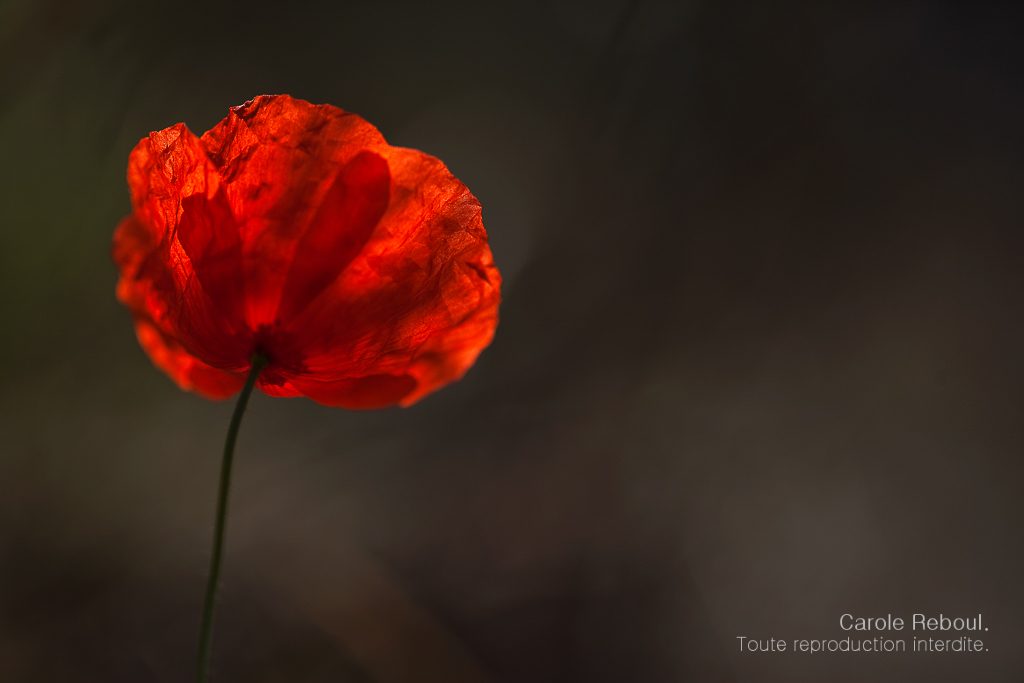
[2, 1, 1023, 681]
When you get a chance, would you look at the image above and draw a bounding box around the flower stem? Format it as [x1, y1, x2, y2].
[197, 354, 267, 683]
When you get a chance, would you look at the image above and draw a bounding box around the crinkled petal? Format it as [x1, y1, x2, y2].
[200, 95, 389, 329]
[118, 126, 251, 379]
[276, 150, 390, 323]
[115, 95, 500, 407]
[261, 373, 418, 410]
[265, 145, 501, 406]
[134, 318, 246, 399]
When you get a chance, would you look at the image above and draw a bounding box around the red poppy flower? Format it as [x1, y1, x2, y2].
[113, 94, 500, 408]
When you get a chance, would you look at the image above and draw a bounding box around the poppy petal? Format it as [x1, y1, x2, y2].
[120, 129, 251, 374]
[133, 318, 246, 399]
[263, 373, 418, 410]
[276, 150, 391, 323]
[270, 145, 501, 405]
[115, 95, 500, 407]
[200, 95, 388, 329]
[176, 192, 246, 327]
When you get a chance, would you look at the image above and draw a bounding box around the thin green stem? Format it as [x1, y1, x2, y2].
[197, 354, 267, 683]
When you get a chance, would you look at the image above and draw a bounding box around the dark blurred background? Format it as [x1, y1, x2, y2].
[2, 1, 1023, 681]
